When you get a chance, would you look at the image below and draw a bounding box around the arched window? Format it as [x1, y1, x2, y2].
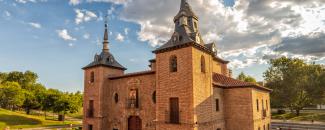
[170, 56, 177, 72]
[201, 56, 206, 73]
[152, 91, 156, 104]
[114, 93, 119, 103]
[90, 71, 95, 83]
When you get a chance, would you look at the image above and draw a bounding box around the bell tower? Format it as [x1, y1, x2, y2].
[82, 20, 126, 130]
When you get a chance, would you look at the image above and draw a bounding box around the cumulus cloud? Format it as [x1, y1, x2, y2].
[116, 0, 324, 68]
[116, 33, 124, 42]
[74, 9, 98, 24]
[83, 33, 90, 39]
[86, 0, 127, 5]
[28, 22, 42, 29]
[15, 0, 47, 4]
[69, 0, 81, 5]
[56, 29, 77, 41]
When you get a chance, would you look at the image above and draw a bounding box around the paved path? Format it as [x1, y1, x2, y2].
[272, 120, 325, 130]
[10, 125, 82, 130]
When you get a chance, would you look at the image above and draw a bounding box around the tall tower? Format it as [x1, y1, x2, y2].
[82, 21, 126, 130]
[154, 0, 226, 130]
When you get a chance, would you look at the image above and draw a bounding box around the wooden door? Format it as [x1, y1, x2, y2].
[170, 98, 179, 124]
[128, 116, 141, 130]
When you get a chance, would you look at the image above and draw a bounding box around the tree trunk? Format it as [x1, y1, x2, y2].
[44, 111, 47, 120]
[295, 109, 300, 116]
[26, 108, 30, 115]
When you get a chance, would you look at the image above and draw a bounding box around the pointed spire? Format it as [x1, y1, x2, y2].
[180, 0, 187, 9]
[103, 16, 109, 53]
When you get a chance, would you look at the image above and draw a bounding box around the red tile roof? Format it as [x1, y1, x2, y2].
[108, 70, 155, 80]
[213, 73, 272, 92]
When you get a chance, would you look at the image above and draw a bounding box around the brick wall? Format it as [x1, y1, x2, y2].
[155, 47, 195, 130]
[83, 66, 124, 130]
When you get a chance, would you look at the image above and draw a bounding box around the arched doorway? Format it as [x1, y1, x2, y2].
[128, 116, 142, 130]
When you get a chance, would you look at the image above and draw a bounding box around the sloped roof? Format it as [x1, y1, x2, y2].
[83, 51, 126, 70]
[213, 73, 272, 92]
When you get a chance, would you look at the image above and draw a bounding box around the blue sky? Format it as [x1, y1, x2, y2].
[0, 0, 324, 92]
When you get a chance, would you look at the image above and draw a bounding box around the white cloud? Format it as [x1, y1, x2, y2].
[69, 0, 81, 5]
[83, 33, 90, 39]
[124, 28, 129, 35]
[56, 29, 77, 41]
[119, 0, 324, 51]
[86, 0, 127, 5]
[68, 43, 75, 47]
[116, 33, 124, 42]
[74, 9, 98, 24]
[28, 22, 42, 29]
[15, 0, 47, 4]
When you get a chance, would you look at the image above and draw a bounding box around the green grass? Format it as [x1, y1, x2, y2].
[0, 109, 81, 130]
[272, 110, 325, 122]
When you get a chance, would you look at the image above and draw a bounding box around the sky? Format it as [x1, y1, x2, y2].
[0, 0, 324, 92]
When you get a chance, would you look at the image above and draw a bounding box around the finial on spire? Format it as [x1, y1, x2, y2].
[103, 15, 109, 53]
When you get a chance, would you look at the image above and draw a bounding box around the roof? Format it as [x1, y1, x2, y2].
[108, 70, 155, 80]
[174, 0, 198, 21]
[213, 73, 272, 92]
[83, 51, 127, 70]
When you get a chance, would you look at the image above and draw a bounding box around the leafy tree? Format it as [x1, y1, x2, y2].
[0, 82, 25, 110]
[5, 71, 38, 89]
[264, 57, 325, 115]
[237, 72, 257, 83]
[41, 89, 62, 118]
[53, 93, 80, 121]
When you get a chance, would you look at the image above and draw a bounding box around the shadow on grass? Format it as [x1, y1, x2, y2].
[0, 114, 42, 126]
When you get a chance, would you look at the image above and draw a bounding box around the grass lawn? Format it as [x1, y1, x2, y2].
[272, 110, 325, 122]
[0, 109, 81, 130]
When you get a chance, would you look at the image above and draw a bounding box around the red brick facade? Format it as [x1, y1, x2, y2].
[82, 1, 271, 130]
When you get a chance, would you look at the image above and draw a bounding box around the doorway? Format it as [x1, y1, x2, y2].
[128, 116, 142, 130]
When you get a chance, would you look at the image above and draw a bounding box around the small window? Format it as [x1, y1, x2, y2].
[256, 99, 259, 112]
[170, 56, 177, 72]
[263, 125, 265, 130]
[258, 127, 260, 130]
[170, 97, 179, 124]
[129, 89, 139, 108]
[152, 91, 156, 104]
[201, 56, 206, 73]
[90, 71, 95, 83]
[113, 129, 118, 130]
[88, 124, 93, 130]
[262, 99, 264, 110]
[179, 36, 183, 41]
[215, 99, 219, 111]
[217, 129, 221, 130]
[267, 124, 270, 130]
[194, 22, 198, 29]
[114, 93, 119, 103]
[88, 100, 94, 118]
[266, 100, 268, 111]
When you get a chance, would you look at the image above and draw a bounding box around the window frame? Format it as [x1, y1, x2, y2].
[90, 71, 95, 83]
[170, 56, 178, 72]
[201, 55, 206, 73]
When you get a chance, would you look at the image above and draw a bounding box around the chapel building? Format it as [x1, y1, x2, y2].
[82, 0, 272, 130]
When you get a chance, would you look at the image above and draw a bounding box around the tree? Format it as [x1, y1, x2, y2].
[264, 57, 325, 116]
[237, 72, 257, 83]
[41, 89, 62, 118]
[53, 93, 80, 121]
[0, 82, 25, 110]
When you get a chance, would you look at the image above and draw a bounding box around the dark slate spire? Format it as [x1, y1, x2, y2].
[103, 19, 109, 53]
[174, 0, 198, 22]
[154, 0, 204, 53]
[83, 18, 127, 70]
